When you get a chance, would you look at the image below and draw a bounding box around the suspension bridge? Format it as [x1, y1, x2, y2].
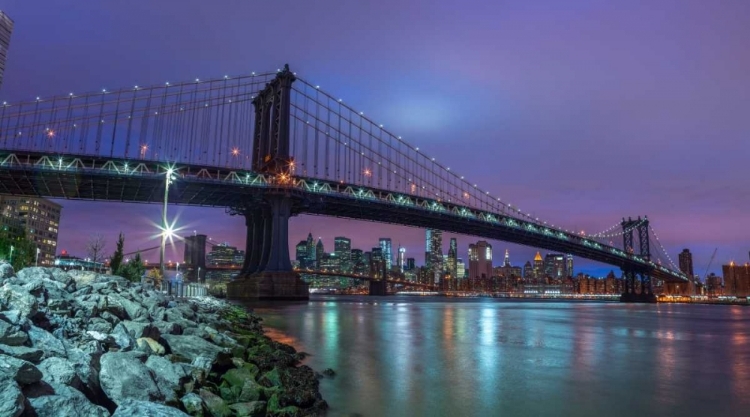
[0, 64, 689, 301]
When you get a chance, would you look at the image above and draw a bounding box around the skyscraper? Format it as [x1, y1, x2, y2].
[0, 11, 13, 91]
[447, 238, 458, 279]
[334, 237, 352, 272]
[468, 240, 492, 280]
[379, 238, 392, 271]
[315, 238, 324, 269]
[565, 254, 574, 277]
[397, 245, 406, 272]
[456, 258, 466, 279]
[306, 233, 316, 268]
[425, 229, 443, 282]
[533, 252, 544, 279]
[679, 249, 694, 278]
[723, 262, 750, 297]
[544, 254, 566, 279]
[295, 241, 309, 268]
[503, 249, 511, 267]
[405, 258, 416, 271]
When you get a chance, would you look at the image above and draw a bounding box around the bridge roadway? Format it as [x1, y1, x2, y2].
[0, 151, 688, 285]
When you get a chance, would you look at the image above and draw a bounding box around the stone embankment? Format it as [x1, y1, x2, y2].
[0, 263, 327, 416]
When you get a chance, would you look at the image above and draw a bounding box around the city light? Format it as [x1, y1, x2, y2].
[232, 147, 239, 156]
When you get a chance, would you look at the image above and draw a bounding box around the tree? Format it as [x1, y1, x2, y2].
[120, 252, 146, 282]
[0, 230, 37, 271]
[110, 232, 125, 275]
[86, 233, 106, 269]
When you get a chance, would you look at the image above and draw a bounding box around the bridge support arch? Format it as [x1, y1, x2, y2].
[227, 65, 308, 300]
[619, 216, 656, 303]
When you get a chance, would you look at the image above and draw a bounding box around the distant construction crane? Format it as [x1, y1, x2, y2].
[700, 248, 718, 295]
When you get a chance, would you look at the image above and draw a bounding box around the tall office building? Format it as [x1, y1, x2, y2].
[456, 259, 466, 279]
[0, 11, 13, 91]
[334, 237, 352, 272]
[379, 238, 392, 271]
[723, 262, 750, 297]
[533, 252, 544, 279]
[397, 245, 406, 272]
[565, 254, 574, 278]
[0, 196, 61, 266]
[305, 233, 316, 268]
[371, 247, 385, 278]
[544, 254, 566, 279]
[468, 240, 492, 280]
[296, 241, 309, 268]
[447, 238, 458, 279]
[678, 249, 694, 278]
[425, 229, 443, 281]
[405, 258, 416, 271]
[315, 238, 324, 269]
[206, 243, 241, 267]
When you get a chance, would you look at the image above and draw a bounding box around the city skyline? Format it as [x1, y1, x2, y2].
[1, 1, 748, 277]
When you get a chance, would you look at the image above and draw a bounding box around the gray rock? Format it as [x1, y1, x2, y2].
[67, 270, 98, 287]
[0, 320, 28, 346]
[112, 399, 190, 417]
[120, 320, 161, 340]
[0, 262, 14, 279]
[153, 320, 182, 335]
[162, 334, 230, 365]
[38, 357, 79, 386]
[0, 377, 24, 417]
[145, 355, 190, 403]
[111, 322, 136, 350]
[0, 353, 43, 384]
[0, 283, 38, 318]
[181, 392, 205, 416]
[0, 309, 25, 325]
[86, 317, 113, 334]
[120, 297, 149, 321]
[0, 343, 44, 363]
[98, 295, 128, 319]
[28, 382, 109, 417]
[27, 326, 67, 359]
[65, 347, 101, 393]
[99, 351, 162, 405]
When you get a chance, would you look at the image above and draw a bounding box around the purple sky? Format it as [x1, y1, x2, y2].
[1, 0, 748, 276]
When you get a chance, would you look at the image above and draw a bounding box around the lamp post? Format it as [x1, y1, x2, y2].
[160, 167, 176, 278]
[35, 247, 40, 267]
[9, 245, 13, 264]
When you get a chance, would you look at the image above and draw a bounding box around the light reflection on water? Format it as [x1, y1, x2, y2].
[244, 296, 750, 417]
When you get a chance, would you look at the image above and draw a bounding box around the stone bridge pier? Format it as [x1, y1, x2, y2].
[226, 194, 309, 300]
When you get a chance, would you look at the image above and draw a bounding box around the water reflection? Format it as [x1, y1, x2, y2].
[246, 297, 750, 417]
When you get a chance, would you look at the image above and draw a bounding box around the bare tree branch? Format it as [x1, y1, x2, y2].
[86, 233, 106, 264]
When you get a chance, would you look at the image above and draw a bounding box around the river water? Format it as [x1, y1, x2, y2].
[245, 296, 750, 417]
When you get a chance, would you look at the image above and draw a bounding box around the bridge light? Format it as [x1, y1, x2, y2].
[360, 112, 364, 115]
[195, 78, 200, 82]
[69, 93, 73, 97]
[379, 124, 383, 128]
[36, 97, 40, 101]
[316, 85, 320, 89]
[102, 89, 107, 93]
[165, 82, 170, 86]
[460, 176, 464, 179]
[224, 75, 229, 79]
[231, 148, 240, 156]
[134, 85, 139, 89]
[46, 130, 55, 139]
[338, 99, 342, 102]
[415, 147, 419, 151]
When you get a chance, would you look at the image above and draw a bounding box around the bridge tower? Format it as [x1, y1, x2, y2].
[620, 216, 655, 303]
[227, 65, 309, 300]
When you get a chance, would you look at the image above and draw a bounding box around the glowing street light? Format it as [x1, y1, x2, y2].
[35, 247, 40, 267]
[160, 166, 177, 277]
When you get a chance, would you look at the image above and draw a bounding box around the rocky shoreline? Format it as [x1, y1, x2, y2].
[0, 263, 328, 416]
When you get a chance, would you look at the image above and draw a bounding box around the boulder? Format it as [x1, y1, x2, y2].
[162, 334, 230, 365]
[65, 347, 101, 394]
[145, 355, 191, 403]
[0, 377, 24, 417]
[120, 320, 161, 340]
[120, 297, 149, 322]
[37, 357, 79, 386]
[0, 283, 38, 318]
[0, 262, 14, 279]
[199, 388, 232, 417]
[181, 392, 205, 416]
[0, 343, 44, 363]
[112, 399, 190, 417]
[0, 354, 43, 384]
[111, 322, 136, 350]
[137, 337, 165, 355]
[27, 325, 67, 359]
[99, 352, 162, 405]
[0, 309, 25, 326]
[67, 270, 98, 287]
[0, 320, 28, 346]
[28, 382, 109, 417]
[230, 401, 267, 417]
[86, 317, 113, 334]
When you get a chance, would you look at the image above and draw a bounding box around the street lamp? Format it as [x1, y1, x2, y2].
[160, 167, 177, 277]
[9, 245, 13, 264]
[35, 247, 40, 267]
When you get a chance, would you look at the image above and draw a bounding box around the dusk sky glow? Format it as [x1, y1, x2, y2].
[1, 0, 748, 276]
